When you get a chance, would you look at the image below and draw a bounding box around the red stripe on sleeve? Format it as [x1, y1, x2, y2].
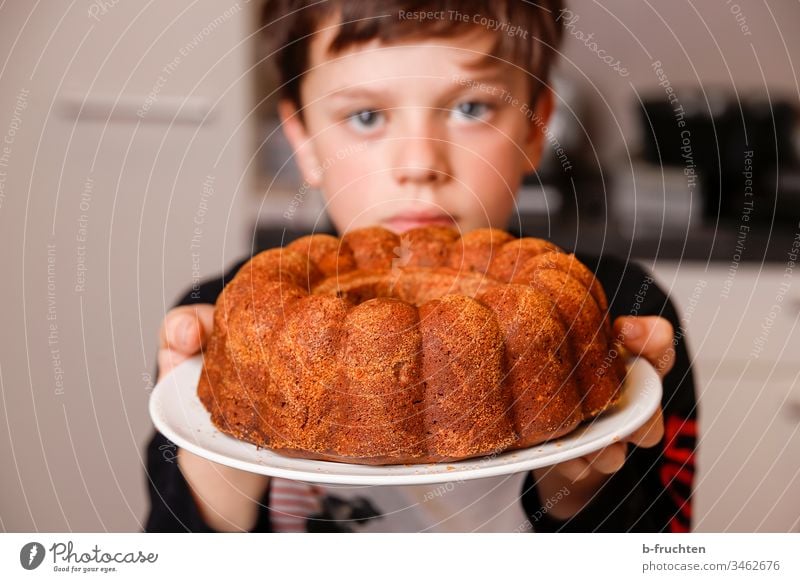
[660, 414, 697, 532]
[661, 462, 693, 487]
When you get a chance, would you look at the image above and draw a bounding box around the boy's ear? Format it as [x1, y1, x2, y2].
[278, 99, 322, 188]
[522, 87, 555, 173]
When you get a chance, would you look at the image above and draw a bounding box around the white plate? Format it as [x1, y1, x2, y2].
[149, 355, 662, 486]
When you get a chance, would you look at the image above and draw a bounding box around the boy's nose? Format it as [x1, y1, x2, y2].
[391, 135, 451, 186]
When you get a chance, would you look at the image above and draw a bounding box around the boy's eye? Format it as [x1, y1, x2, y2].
[346, 109, 385, 132]
[451, 101, 492, 122]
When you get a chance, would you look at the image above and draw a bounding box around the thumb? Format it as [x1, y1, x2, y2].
[160, 304, 214, 353]
[157, 304, 214, 380]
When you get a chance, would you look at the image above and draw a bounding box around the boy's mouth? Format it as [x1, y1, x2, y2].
[382, 210, 456, 234]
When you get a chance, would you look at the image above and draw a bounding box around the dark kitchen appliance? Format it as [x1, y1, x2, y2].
[639, 90, 799, 225]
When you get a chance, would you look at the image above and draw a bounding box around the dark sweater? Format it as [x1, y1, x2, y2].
[144, 250, 697, 532]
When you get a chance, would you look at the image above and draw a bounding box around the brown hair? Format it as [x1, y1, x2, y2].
[260, 0, 565, 109]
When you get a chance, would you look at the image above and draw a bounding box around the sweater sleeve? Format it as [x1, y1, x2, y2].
[142, 259, 275, 532]
[522, 255, 698, 532]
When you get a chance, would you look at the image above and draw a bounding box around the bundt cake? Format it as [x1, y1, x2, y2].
[197, 226, 627, 465]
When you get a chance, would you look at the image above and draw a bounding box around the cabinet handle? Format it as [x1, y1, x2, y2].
[59, 93, 215, 125]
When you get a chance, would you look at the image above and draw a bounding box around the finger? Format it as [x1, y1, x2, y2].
[626, 408, 664, 449]
[158, 306, 196, 352]
[552, 457, 590, 482]
[189, 304, 215, 349]
[158, 304, 214, 354]
[583, 442, 627, 475]
[614, 316, 676, 378]
[156, 305, 214, 381]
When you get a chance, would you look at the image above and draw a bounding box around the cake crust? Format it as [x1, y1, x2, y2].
[197, 226, 625, 465]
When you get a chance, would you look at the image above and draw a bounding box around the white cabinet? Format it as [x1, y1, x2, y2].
[649, 261, 800, 532]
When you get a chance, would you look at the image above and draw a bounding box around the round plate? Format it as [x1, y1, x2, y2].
[149, 355, 662, 485]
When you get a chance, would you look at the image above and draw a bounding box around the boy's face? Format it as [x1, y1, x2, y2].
[280, 24, 554, 235]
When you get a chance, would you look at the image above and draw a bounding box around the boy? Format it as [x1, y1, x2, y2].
[145, 0, 696, 532]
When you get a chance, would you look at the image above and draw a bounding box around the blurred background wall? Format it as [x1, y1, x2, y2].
[0, 1, 254, 531]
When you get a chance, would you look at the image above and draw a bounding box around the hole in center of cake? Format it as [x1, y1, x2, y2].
[311, 267, 501, 307]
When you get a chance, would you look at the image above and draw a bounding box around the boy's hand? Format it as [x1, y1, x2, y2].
[532, 316, 675, 519]
[156, 304, 215, 382]
[156, 303, 271, 531]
